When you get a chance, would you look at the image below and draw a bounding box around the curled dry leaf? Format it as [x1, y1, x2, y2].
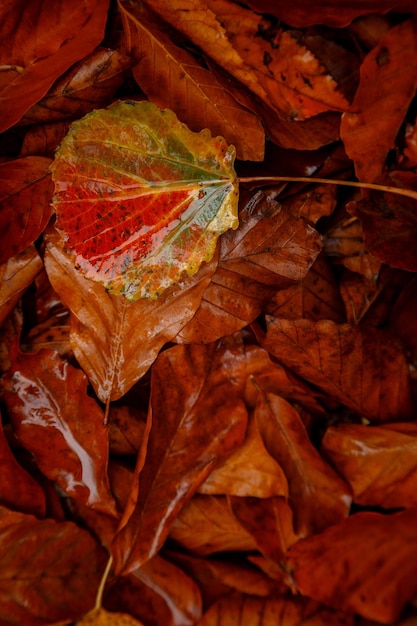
[177, 191, 323, 343]
[263, 317, 415, 422]
[3, 349, 117, 517]
[0, 157, 53, 264]
[286, 509, 417, 623]
[0, 0, 110, 131]
[322, 422, 417, 509]
[341, 19, 417, 182]
[0, 245, 43, 328]
[44, 224, 217, 401]
[255, 392, 351, 536]
[51, 100, 238, 300]
[112, 342, 248, 573]
[118, 0, 265, 161]
[0, 505, 106, 626]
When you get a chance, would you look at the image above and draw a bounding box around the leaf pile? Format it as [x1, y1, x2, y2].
[1, 1, 417, 625]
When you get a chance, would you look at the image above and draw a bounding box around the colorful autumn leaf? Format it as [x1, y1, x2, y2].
[51, 99, 239, 300]
[0, 245, 43, 327]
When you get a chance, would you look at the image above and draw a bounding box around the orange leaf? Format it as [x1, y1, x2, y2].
[76, 608, 144, 625]
[263, 317, 414, 422]
[341, 19, 417, 182]
[255, 392, 351, 536]
[322, 422, 417, 509]
[0, 0, 109, 131]
[0, 157, 53, 263]
[0, 245, 43, 328]
[118, 0, 264, 161]
[112, 342, 248, 574]
[286, 509, 417, 623]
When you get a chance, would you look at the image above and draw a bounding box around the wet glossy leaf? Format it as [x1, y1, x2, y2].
[112, 342, 248, 574]
[286, 509, 417, 623]
[341, 19, 417, 182]
[3, 350, 117, 517]
[44, 225, 217, 401]
[118, 0, 265, 161]
[255, 392, 351, 536]
[0, 157, 53, 264]
[0, 0, 109, 131]
[177, 191, 323, 343]
[0, 505, 106, 625]
[51, 99, 239, 300]
[322, 422, 417, 509]
[263, 317, 414, 422]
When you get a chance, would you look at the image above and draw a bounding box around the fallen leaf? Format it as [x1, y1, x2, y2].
[76, 608, 144, 625]
[341, 19, 417, 182]
[255, 392, 351, 536]
[389, 274, 417, 363]
[0, 0, 110, 131]
[3, 349, 117, 517]
[322, 422, 417, 509]
[118, 0, 265, 161]
[263, 317, 414, 422]
[51, 99, 238, 300]
[0, 505, 107, 625]
[286, 509, 417, 623]
[198, 591, 355, 626]
[112, 342, 248, 574]
[19, 121, 71, 158]
[0, 413, 46, 517]
[169, 494, 257, 555]
[177, 190, 323, 343]
[0, 245, 43, 327]
[0, 157, 53, 263]
[44, 224, 217, 401]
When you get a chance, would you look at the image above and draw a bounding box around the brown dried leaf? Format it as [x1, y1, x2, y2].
[263, 317, 414, 422]
[76, 608, 144, 625]
[169, 495, 257, 555]
[255, 392, 351, 536]
[118, 0, 264, 161]
[44, 226, 217, 401]
[0, 245, 43, 328]
[112, 342, 248, 574]
[341, 19, 417, 182]
[0, 157, 53, 263]
[178, 191, 323, 343]
[322, 422, 417, 509]
[0, 0, 110, 131]
[286, 509, 417, 623]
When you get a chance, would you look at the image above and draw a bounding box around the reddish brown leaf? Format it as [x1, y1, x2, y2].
[322, 422, 417, 509]
[0, 505, 106, 625]
[198, 412, 288, 498]
[389, 274, 417, 363]
[341, 19, 417, 182]
[177, 191, 323, 343]
[0, 415, 46, 517]
[20, 47, 132, 126]
[286, 509, 417, 623]
[112, 342, 248, 574]
[169, 494, 257, 555]
[263, 317, 414, 422]
[44, 225, 217, 401]
[76, 608, 144, 625]
[230, 495, 299, 561]
[0, 0, 110, 131]
[198, 591, 355, 626]
[3, 350, 117, 517]
[0, 245, 43, 328]
[19, 121, 72, 158]
[0, 157, 53, 263]
[255, 392, 351, 536]
[118, 0, 265, 161]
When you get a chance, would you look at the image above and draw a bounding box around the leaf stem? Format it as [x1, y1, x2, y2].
[95, 555, 113, 611]
[238, 176, 417, 201]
